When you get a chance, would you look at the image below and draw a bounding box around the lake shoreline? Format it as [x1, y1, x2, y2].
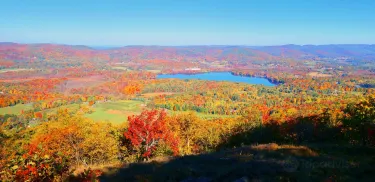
[157, 71, 278, 86]
[230, 72, 283, 85]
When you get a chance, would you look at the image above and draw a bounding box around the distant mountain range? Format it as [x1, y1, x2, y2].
[1, 43, 375, 65]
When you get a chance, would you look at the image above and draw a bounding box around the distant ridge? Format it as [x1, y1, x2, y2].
[1, 42, 375, 63]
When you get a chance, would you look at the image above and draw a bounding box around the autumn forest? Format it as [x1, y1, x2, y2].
[1, 43, 375, 181]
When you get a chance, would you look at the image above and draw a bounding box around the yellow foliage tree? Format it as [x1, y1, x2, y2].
[31, 110, 119, 167]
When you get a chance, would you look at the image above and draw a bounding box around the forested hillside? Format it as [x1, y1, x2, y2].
[1, 43, 375, 181]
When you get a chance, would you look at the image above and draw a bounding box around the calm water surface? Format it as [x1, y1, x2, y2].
[157, 72, 276, 86]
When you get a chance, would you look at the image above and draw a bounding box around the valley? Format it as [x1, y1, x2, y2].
[1, 43, 375, 181]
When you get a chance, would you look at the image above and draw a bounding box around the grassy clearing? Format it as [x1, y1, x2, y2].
[85, 100, 144, 124]
[0, 100, 144, 125]
[307, 72, 332, 77]
[42, 104, 81, 114]
[170, 110, 237, 120]
[0, 103, 33, 115]
[141, 92, 177, 98]
[145, 69, 162, 73]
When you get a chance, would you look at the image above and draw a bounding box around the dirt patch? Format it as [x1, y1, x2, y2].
[64, 75, 106, 90]
[142, 92, 177, 98]
[251, 143, 318, 157]
[307, 72, 332, 77]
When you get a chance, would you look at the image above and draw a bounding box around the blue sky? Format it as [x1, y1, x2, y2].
[0, 0, 374, 46]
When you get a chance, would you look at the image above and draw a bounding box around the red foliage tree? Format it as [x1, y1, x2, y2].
[124, 109, 178, 159]
[34, 112, 43, 119]
[259, 105, 271, 124]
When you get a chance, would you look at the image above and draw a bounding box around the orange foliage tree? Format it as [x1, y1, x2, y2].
[122, 84, 143, 95]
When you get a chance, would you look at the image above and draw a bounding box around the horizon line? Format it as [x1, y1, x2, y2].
[1, 42, 375, 48]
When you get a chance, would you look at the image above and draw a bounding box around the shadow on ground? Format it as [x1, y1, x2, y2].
[99, 143, 374, 182]
[100, 114, 375, 182]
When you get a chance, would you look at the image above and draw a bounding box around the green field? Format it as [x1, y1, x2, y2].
[42, 104, 81, 114]
[0, 103, 33, 115]
[85, 100, 144, 124]
[0, 100, 232, 122]
[39, 100, 143, 124]
[0, 100, 144, 124]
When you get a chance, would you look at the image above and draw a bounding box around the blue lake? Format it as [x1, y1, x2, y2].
[157, 72, 276, 86]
